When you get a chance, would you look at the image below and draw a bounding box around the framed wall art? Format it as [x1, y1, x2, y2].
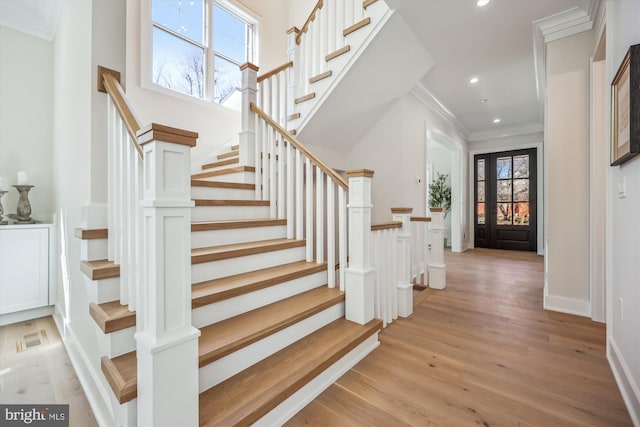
[611, 43, 640, 166]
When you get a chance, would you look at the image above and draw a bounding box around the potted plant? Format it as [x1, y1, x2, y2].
[428, 173, 451, 219]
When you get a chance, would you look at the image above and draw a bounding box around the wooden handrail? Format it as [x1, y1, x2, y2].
[250, 102, 348, 189]
[296, 0, 324, 45]
[410, 216, 432, 222]
[102, 73, 144, 158]
[257, 61, 293, 83]
[371, 221, 402, 231]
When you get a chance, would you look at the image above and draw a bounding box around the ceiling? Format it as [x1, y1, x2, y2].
[0, 0, 59, 41]
[388, 0, 598, 141]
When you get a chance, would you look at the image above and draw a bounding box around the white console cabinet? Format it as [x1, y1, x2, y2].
[0, 224, 51, 316]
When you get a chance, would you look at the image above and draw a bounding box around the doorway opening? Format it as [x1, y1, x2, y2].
[474, 148, 537, 252]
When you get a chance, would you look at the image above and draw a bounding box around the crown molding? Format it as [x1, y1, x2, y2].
[411, 83, 469, 141]
[467, 122, 544, 143]
[532, 0, 601, 116]
[0, 0, 61, 42]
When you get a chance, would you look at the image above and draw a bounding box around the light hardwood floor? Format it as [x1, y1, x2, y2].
[287, 248, 633, 426]
[0, 316, 97, 427]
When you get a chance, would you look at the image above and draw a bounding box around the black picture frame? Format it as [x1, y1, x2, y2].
[611, 44, 640, 166]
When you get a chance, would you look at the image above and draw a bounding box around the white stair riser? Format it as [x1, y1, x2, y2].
[198, 301, 344, 392]
[80, 239, 108, 261]
[95, 325, 136, 359]
[192, 171, 255, 184]
[256, 332, 380, 427]
[192, 270, 328, 328]
[86, 277, 120, 304]
[192, 205, 269, 222]
[191, 225, 287, 248]
[190, 186, 255, 200]
[191, 246, 306, 283]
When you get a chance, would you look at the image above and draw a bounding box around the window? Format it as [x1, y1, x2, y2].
[151, 0, 256, 105]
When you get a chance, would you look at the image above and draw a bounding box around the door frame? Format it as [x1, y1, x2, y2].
[468, 141, 544, 256]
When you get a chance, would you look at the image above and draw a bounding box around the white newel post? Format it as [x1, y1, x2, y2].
[428, 208, 447, 289]
[345, 169, 375, 324]
[136, 124, 200, 427]
[240, 63, 258, 168]
[287, 27, 301, 115]
[391, 207, 413, 317]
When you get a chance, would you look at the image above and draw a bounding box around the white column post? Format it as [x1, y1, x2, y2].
[345, 169, 375, 324]
[240, 62, 258, 168]
[287, 27, 301, 115]
[391, 207, 413, 318]
[136, 124, 200, 427]
[428, 208, 447, 289]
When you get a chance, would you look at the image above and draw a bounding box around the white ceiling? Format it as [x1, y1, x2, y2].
[388, 0, 598, 140]
[0, 0, 59, 41]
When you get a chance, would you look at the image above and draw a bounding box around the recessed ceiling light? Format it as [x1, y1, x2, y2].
[481, 98, 488, 103]
[477, 0, 490, 6]
[470, 77, 479, 84]
[493, 118, 501, 124]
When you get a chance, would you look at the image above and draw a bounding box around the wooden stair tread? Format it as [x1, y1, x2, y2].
[101, 352, 137, 404]
[217, 150, 239, 160]
[192, 238, 305, 264]
[326, 45, 350, 62]
[191, 180, 254, 190]
[193, 199, 269, 207]
[287, 112, 301, 121]
[89, 301, 135, 333]
[199, 318, 382, 426]
[309, 70, 332, 84]
[231, 144, 239, 150]
[192, 260, 328, 308]
[198, 286, 344, 367]
[202, 157, 239, 170]
[294, 93, 316, 104]
[80, 259, 119, 280]
[74, 227, 108, 240]
[191, 218, 286, 232]
[344, 17, 371, 37]
[192, 166, 255, 180]
[363, 0, 378, 9]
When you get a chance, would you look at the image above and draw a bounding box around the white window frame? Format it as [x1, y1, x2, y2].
[140, 0, 260, 107]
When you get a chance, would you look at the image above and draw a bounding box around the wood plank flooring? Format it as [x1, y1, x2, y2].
[287, 248, 632, 426]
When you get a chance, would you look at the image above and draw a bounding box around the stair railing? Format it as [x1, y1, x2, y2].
[257, 61, 293, 127]
[100, 67, 200, 425]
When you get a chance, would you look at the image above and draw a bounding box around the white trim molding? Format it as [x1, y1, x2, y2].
[532, 0, 601, 114]
[467, 122, 544, 143]
[608, 339, 640, 426]
[412, 83, 469, 141]
[0, 0, 61, 41]
[543, 289, 591, 317]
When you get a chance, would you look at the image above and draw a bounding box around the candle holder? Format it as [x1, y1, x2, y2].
[13, 185, 35, 223]
[0, 190, 7, 225]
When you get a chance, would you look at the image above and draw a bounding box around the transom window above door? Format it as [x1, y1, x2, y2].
[150, 0, 257, 105]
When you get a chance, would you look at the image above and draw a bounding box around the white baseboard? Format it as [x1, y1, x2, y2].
[0, 305, 54, 326]
[255, 332, 380, 426]
[608, 338, 640, 426]
[543, 293, 591, 317]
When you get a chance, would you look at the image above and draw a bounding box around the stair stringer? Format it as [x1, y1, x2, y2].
[290, 0, 394, 134]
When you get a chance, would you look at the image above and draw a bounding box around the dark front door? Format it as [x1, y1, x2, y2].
[474, 149, 537, 252]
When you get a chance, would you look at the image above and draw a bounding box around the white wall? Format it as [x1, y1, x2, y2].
[605, 1, 640, 424]
[0, 27, 53, 220]
[544, 30, 594, 315]
[345, 93, 468, 236]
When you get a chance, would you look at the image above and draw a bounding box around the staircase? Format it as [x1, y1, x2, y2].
[75, 0, 438, 424]
[78, 142, 382, 425]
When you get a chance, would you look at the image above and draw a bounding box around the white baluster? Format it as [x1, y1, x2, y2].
[269, 131, 277, 218]
[296, 150, 304, 240]
[327, 0, 336, 56]
[327, 177, 335, 287]
[345, 0, 354, 28]
[315, 168, 324, 263]
[336, 0, 345, 49]
[286, 143, 294, 239]
[277, 137, 285, 219]
[107, 99, 115, 262]
[338, 185, 346, 291]
[305, 159, 314, 261]
[287, 27, 301, 115]
[254, 115, 262, 200]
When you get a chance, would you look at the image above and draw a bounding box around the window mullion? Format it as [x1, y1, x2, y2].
[152, 23, 206, 50]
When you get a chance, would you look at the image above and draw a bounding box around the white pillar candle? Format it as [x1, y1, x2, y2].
[17, 171, 27, 185]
